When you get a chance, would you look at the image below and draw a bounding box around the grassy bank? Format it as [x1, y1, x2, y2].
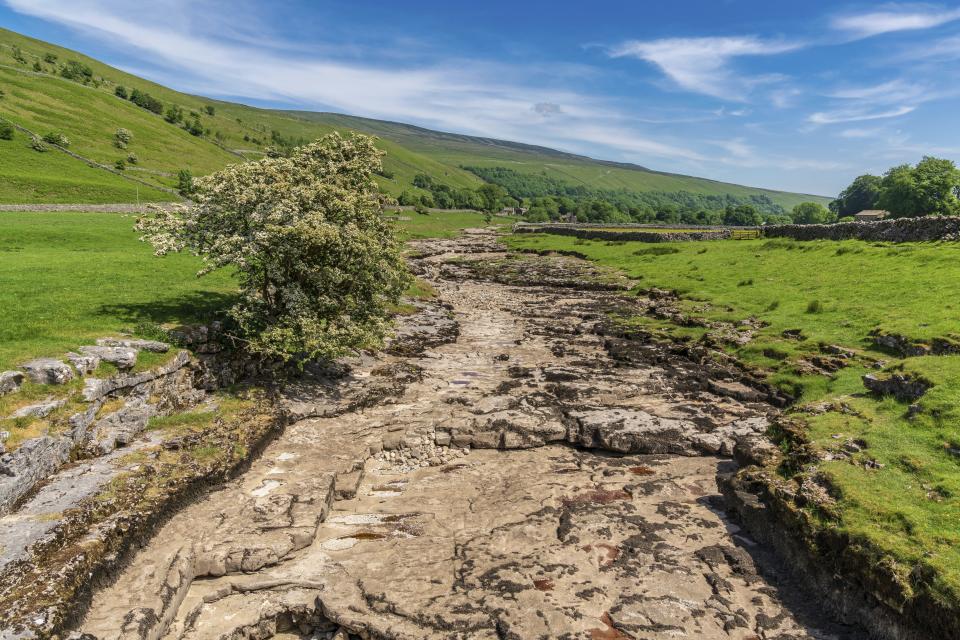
[506, 231, 960, 605]
[0, 211, 236, 371]
[387, 210, 512, 240]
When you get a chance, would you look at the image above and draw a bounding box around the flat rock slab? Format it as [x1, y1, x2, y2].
[20, 358, 73, 385]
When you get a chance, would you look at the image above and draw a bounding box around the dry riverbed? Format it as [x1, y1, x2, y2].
[9, 230, 869, 640]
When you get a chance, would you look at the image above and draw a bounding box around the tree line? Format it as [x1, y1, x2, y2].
[831, 156, 960, 219]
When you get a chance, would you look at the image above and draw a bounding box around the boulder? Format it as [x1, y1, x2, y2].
[20, 358, 74, 385]
[66, 352, 100, 374]
[863, 372, 932, 402]
[79, 345, 138, 370]
[96, 337, 170, 353]
[0, 371, 24, 396]
[9, 398, 66, 419]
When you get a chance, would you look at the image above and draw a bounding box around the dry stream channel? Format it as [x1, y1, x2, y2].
[76, 231, 868, 640]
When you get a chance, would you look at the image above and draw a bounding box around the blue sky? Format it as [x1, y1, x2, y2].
[4, 1, 960, 196]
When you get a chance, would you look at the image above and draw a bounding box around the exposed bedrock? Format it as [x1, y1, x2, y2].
[68, 230, 868, 640]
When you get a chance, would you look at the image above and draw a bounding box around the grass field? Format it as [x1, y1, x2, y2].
[387, 210, 513, 240]
[0, 28, 827, 208]
[506, 231, 960, 603]
[0, 211, 237, 371]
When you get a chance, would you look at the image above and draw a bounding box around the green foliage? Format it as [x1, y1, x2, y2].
[129, 88, 163, 114]
[114, 158, 125, 171]
[183, 117, 203, 137]
[11, 45, 25, 64]
[791, 201, 834, 225]
[723, 204, 762, 226]
[60, 59, 93, 83]
[805, 299, 823, 313]
[42, 53, 57, 64]
[204, 105, 215, 116]
[137, 133, 411, 362]
[41, 131, 69, 147]
[29, 135, 47, 152]
[830, 174, 881, 216]
[176, 168, 193, 196]
[126, 151, 138, 165]
[114, 85, 127, 99]
[0, 120, 13, 141]
[164, 104, 183, 124]
[833, 158, 960, 219]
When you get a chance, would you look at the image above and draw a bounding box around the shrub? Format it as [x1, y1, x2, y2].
[30, 135, 47, 152]
[164, 105, 183, 124]
[136, 133, 410, 362]
[806, 300, 824, 314]
[204, 105, 215, 116]
[114, 85, 128, 99]
[184, 118, 203, 137]
[11, 46, 26, 64]
[114, 159, 126, 171]
[114, 127, 133, 149]
[32, 61, 42, 72]
[130, 89, 163, 114]
[43, 53, 57, 64]
[176, 169, 193, 196]
[126, 151, 138, 165]
[633, 246, 680, 256]
[0, 120, 13, 141]
[60, 60, 93, 83]
[42, 132, 69, 147]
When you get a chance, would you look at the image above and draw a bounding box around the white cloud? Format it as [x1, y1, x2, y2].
[826, 79, 928, 103]
[609, 36, 801, 99]
[3, 0, 709, 166]
[831, 5, 960, 38]
[808, 106, 916, 124]
[838, 127, 886, 138]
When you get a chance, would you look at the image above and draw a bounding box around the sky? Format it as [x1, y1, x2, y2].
[3, 1, 960, 197]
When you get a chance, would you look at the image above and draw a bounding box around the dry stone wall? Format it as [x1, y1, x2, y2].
[764, 216, 960, 242]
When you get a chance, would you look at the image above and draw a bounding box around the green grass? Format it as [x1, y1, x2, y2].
[506, 231, 960, 604]
[387, 210, 513, 240]
[0, 211, 237, 370]
[1, 28, 827, 208]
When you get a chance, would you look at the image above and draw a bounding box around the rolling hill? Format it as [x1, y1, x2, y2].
[0, 28, 830, 209]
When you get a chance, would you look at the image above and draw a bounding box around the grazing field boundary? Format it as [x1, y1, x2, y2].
[513, 224, 732, 242]
[519, 216, 960, 243]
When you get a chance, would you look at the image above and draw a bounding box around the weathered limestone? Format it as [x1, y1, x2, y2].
[78, 345, 138, 370]
[20, 358, 74, 385]
[76, 230, 859, 640]
[8, 398, 65, 419]
[0, 371, 24, 396]
[95, 337, 170, 352]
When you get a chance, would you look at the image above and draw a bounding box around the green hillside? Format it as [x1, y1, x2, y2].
[0, 27, 828, 208]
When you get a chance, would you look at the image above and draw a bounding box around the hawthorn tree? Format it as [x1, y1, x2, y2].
[137, 133, 410, 362]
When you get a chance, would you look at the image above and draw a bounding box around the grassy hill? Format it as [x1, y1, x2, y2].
[0, 27, 829, 208]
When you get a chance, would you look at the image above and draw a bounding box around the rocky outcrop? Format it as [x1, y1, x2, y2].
[20, 359, 74, 385]
[0, 372, 24, 396]
[862, 371, 932, 402]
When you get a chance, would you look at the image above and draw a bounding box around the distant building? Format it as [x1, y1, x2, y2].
[853, 209, 890, 222]
[499, 207, 529, 216]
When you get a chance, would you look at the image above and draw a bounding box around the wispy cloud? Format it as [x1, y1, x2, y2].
[808, 105, 916, 124]
[3, 0, 708, 165]
[609, 36, 801, 99]
[831, 4, 960, 39]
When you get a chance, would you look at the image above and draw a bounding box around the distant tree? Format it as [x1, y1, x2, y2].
[0, 120, 14, 141]
[43, 53, 57, 64]
[126, 151, 138, 165]
[11, 46, 26, 64]
[60, 60, 93, 83]
[32, 61, 42, 72]
[184, 118, 204, 137]
[30, 135, 47, 152]
[830, 174, 881, 216]
[42, 131, 69, 147]
[176, 169, 194, 197]
[790, 202, 834, 225]
[130, 89, 163, 114]
[877, 164, 921, 218]
[910, 156, 960, 217]
[114, 159, 126, 171]
[397, 191, 418, 206]
[114, 127, 133, 149]
[136, 133, 410, 363]
[165, 105, 184, 124]
[204, 105, 215, 116]
[723, 204, 762, 226]
[476, 183, 508, 213]
[114, 85, 128, 99]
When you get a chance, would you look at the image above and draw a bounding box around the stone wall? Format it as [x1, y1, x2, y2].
[514, 224, 731, 242]
[763, 216, 960, 242]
